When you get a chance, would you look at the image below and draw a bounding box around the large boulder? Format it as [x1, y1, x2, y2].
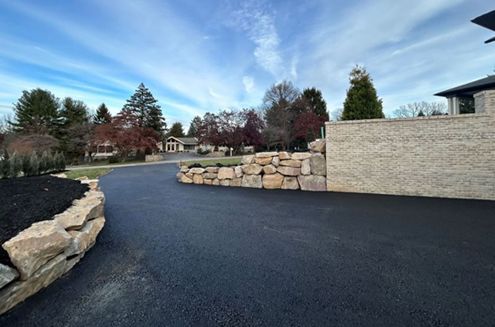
[234, 166, 243, 178]
[205, 166, 219, 173]
[262, 173, 284, 189]
[291, 152, 312, 160]
[309, 139, 326, 153]
[263, 165, 277, 174]
[241, 155, 255, 165]
[279, 159, 302, 168]
[54, 191, 104, 230]
[176, 172, 184, 181]
[278, 152, 291, 160]
[220, 179, 230, 186]
[241, 175, 262, 188]
[193, 174, 204, 184]
[282, 177, 299, 190]
[203, 179, 213, 185]
[297, 175, 327, 191]
[180, 174, 193, 183]
[2, 221, 71, 280]
[255, 152, 278, 158]
[0, 254, 67, 315]
[203, 172, 217, 179]
[212, 179, 220, 186]
[272, 156, 280, 167]
[301, 159, 311, 175]
[0, 264, 18, 289]
[189, 167, 205, 174]
[254, 157, 273, 165]
[65, 217, 105, 257]
[231, 178, 242, 187]
[310, 154, 326, 176]
[277, 166, 301, 176]
[218, 167, 235, 180]
[242, 164, 263, 175]
[180, 166, 189, 173]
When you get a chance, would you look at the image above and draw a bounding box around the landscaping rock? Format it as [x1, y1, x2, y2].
[282, 177, 299, 190]
[185, 172, 193, 179]
[205, 167, 219, 173]
[263, 165, 277, 174]
[80, 179, 99, 190]
[189, 167, 205, 174]
[212, 179, 220, 186]
[180, 166, 189, 173]
[2, 221, 71, 280]
[291, 152, 312, 160]
[309, 139, 326, 153]
[241, 155, 255, 165]
[272, 156, 280, 167]
[255, 152, 278, 158]
[218, 167, 235, 180]
[301, 159, 311, 175]
[193, 174, 204, 184]
[54, 191, 104, 229]
[0, 264, 18, 289]
[234, 166, 243, 178]
[297, 175, 327, 191]
[278, 152, 291, 160]
[180, 174, 193, 184]
[276, 166, 301, 176]
[203, 179, 212, 185]
[65, 217, 105, 257]
[203, 173, 217, 179]
[220, 180, 230, 186]
[176, 172, 183, 181]
[262, 173, 284, 189]
[310, 154, 326, 176]
[242, 164, 263, 175]
[0, 254, 66, 315]
[279, 159, 302, 168]
[231, 178, 242, 187]
[241, 175, 262, 188]
[255, 157, 273, 165]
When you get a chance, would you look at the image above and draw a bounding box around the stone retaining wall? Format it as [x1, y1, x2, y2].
[0, 179, 105, 315]
[177, 139, 327, 191]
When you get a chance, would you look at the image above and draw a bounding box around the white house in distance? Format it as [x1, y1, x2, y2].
[163, 136, 199, 152]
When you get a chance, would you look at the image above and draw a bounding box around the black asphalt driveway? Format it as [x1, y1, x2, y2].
[1, 164, 494, 326]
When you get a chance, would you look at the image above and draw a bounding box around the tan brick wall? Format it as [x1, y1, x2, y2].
[325, 91, 495, 200]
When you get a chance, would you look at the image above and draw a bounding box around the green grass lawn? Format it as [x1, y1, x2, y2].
[71, 158, 145, 168]
[180, 157, 242, 167]
[65, 168, 112, 180]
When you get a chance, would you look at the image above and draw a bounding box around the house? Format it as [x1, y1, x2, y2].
[164, 136, 199, 152]
[435, 75, 495, 115]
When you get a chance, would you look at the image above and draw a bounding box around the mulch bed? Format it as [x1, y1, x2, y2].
[0, 176, 88, 266]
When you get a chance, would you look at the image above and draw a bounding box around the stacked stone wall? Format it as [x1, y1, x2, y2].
[0, 179, 105, 314]
[177, 139, 327, 192]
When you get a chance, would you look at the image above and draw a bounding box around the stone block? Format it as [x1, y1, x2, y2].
[282, 177, 299, 190]
[241, 175, 262, 188]
[298, 175, 326, 192]
[276, 166, 301, 176]
[242, 164, 263, 175]
[262, 173, 284, 189]
[218, 167, 235, 180]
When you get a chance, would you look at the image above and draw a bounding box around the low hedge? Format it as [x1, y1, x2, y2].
[0, 151, 66, 179]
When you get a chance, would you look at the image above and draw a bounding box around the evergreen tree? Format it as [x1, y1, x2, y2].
[168, 122, 185, 137]
[302, 88, 329, 120]
[122, 83, 166, 134]
[59, 98, 91, 161]
[11, 88, 61, 135]
[93, 103, 112, 125]
[187, 116, 202, 137]
[342, 66, 384, 120]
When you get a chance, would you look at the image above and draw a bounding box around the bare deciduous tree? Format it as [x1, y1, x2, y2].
[393, 101, 447, 118]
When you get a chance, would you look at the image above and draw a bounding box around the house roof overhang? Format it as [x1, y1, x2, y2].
[472, 10, 495, 43]
[435, 75, 495, 98]
[166, 136, 198, 145]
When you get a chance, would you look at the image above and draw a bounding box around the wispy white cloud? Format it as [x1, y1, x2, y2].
[242, 76, 255, 93]
[229, 0, 284, 77]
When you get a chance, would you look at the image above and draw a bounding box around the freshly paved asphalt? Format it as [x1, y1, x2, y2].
[1, 164, 494, 326]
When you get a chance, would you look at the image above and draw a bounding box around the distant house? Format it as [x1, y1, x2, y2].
[164, 136, 199, 152]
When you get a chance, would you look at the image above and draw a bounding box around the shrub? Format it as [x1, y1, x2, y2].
[9, 152, 22, 178]
[197, 148, 210, 155]
[54, 152, 66, 172]
[108, 156, 120, 164]
[21, 154, 30, 176]
[0, 153, 10, 179]
[27, 152, 40, 176]
[39, 151, 50, 174]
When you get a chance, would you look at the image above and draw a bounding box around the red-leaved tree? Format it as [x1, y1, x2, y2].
[293, 111, 325, 143]
[93, 109, 159, 160]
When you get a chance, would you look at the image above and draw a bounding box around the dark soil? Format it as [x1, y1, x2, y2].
[0, 175, 88, 266]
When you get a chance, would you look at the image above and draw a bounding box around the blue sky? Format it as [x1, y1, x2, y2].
[0, 0, 493, 125]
